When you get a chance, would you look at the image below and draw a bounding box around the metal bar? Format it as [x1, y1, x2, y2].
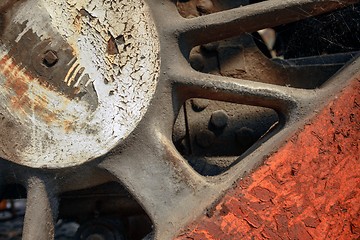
[171, 68, 307, 115]
[179, 0, 359, 47]
[22, 176, 58, 240]
[99, 127, 217, 240]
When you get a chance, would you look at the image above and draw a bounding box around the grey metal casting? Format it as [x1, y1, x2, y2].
[0, 0, 359, 239]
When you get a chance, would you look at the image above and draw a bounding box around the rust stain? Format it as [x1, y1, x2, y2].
[1, 55, 30, 117]
[0, 54, 70, 127]
[63, 120, 74, 133]
[4, 70, 29, 96]
[33, 95, 57, 125]
[176, 78, 360, 239]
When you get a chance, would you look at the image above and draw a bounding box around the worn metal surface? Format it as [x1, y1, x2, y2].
[175, 76, 360, 240]
[178, 0, 360, 48]
[0, 0, 160, 168]
[0, 0, 359, 239]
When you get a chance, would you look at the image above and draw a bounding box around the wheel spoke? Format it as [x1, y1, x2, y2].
[178, 0, 358, 46]
[22, 176, 58, 240]
[171, 53, 360, 121]
[99, 128, 219, 239]
[171, 66, 307, 116]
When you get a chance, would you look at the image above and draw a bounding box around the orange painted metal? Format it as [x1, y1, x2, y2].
[177, 78, 360, 239]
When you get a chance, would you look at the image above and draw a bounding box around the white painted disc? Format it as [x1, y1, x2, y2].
[0, 0, 160, 168]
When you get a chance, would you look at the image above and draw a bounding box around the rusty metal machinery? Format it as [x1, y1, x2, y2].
[0, 0, 359, 239]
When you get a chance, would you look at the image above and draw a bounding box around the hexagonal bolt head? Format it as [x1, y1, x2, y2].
[196, 130, 215, 148]
[189, 52, 205, 71]
[235, 127, 256, 146]
[43, 50, 58, 67]
[210, 110, 229, 129]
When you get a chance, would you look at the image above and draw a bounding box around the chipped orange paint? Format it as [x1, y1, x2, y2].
[177, 78, 360, 239]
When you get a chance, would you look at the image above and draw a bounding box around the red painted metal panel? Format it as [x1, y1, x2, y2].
[177, 78, 360, 239]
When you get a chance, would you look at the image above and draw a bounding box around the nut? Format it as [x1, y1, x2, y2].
[196, 130, 215, 148]
[43, 50, 58, 67]
[210, 110, 229, 129]
[189, 52, 205, 72]
[235, 127, 256, 146]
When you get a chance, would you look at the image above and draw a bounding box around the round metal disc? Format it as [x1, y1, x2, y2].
[0, 0, 160, 168]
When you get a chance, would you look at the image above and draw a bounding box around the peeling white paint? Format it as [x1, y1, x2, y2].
[0, 0, 160, 168]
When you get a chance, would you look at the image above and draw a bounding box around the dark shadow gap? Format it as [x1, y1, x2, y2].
[173, 99, 279, 176]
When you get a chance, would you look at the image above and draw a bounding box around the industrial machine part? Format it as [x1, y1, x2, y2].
[0, 0, 359, 239]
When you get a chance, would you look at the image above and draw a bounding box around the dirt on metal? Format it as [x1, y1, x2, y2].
[176, 78, 360, 239]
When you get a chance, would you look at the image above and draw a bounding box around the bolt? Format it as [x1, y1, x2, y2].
[43, 50, 58, 67]
[196, 130, 215, 148]
[189, 52, 205, 72]
[210, 110, 229, 129]
[191, 99, 209, 112]
[235, 127, 255, 146]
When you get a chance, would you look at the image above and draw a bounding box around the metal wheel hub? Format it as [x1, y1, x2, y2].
[0, 0, 160, 168]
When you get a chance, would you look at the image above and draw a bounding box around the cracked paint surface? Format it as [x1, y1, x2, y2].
[176, 78, 360, 239]
[0, 0, 160, 168]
